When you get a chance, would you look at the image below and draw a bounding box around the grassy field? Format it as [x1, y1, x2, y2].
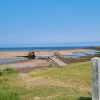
[0, 61, 92, 100]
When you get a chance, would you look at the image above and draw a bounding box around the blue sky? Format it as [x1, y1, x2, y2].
[0, 0, 100, 47]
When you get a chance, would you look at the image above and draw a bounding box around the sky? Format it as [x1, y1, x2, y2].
[0, 0, 100, 47]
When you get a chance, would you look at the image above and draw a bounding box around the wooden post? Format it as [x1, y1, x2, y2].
[92, 57, 100, 100]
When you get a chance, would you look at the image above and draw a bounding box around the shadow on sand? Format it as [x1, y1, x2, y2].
[78, 97, 92, 100]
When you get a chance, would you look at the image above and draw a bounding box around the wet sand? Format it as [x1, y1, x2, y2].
[55, 49, 89, 55]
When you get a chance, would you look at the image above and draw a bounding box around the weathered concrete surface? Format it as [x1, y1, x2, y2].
[49, 57, 66, 66]
[92, 57, 100, 100]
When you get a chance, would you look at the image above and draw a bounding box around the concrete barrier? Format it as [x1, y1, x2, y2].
[92, 57, 100, 100]
[49, 57, 66, 66]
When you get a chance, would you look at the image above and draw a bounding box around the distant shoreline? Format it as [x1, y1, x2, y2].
[0, 47, 99, 69]
[0, 46, 94, 51]
[0, 48, 89, 59]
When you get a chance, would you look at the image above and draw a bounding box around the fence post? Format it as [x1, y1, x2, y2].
[92, 57, 100, 100]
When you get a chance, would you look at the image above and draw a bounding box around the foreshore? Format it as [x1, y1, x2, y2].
[0, 48, 89, 58]
[0, 48, 91, 72]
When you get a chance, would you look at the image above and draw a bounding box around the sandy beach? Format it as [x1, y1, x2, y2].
[54, 48, 89, 55]
[0, 48, 89, 58]
[0, 48, 90, 71]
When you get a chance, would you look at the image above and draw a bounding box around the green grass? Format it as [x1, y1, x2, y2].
[0, 62, 92, 100]
[0, 67, 18, 76]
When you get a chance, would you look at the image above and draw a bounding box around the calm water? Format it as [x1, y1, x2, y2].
[0, 57, 29, 63]
[0, 46, 92, 51]
[63, 50, 100, 58]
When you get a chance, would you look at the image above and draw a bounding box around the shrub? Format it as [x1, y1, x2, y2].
[0, 69, 3, 76]
[0, 68, 18, 76]
[54, 51, 61, 57]
[28, 51, 36, 59]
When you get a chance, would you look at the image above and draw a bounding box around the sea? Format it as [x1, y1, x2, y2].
[0, 46, 93, 51]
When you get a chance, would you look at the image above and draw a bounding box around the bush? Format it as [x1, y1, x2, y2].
[28, 51, 36, 59]
[0, 68, 18, 76]
[0, 69, 3, 76]
[54, 51, 61, 57]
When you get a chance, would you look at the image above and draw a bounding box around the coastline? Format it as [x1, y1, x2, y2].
[0, 48, 89, 59]
[0, 46, 91, 51]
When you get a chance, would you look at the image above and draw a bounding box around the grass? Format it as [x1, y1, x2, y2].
[0, 61, 92, 100]
[0, 68, 18, 76]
